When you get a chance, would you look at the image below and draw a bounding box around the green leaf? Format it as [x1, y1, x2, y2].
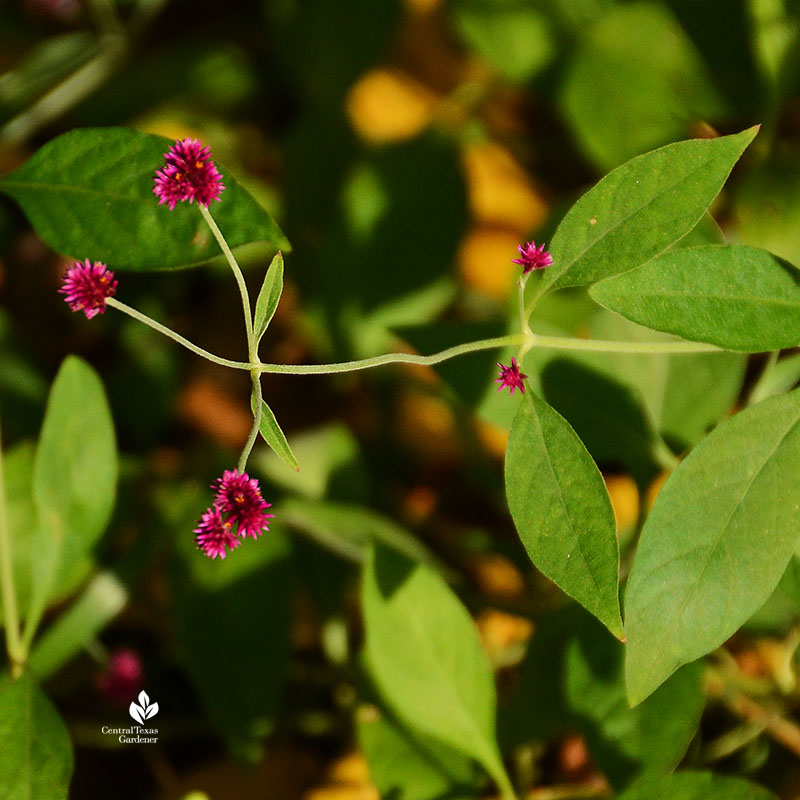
[505, 392, 623, 637]
[625, 389, 800, 704]
[253, 251, 284, 344]
[362, 543, 511, 796]
[617, 771, 777, 800]
[540, 127, 757, 291]
[29, 572, 127, 681]
[451, 0, 554, 82]
[560, 4, 725, 170]
[253, 398, 298, 472]
[591, 245, 800, 351]
[27, 357, 117, 644]
[359, 708, 480, 800]
[0, 127, 289, 270]
[0, 674, 73, 799]
[2, 443, 37, 625]
[565, 620, 704, 788]
[281, 499, 445, 571]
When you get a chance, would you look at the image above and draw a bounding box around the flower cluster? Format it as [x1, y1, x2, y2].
[512, 239, 553, 274]
[153, 138, 225, 210]
[194, 469, 274, 559]
[59, 259, 117, 318]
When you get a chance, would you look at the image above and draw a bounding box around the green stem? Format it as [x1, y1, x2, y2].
[105, 297, 251, 371]
[530, 333, 722, 354]
[0, 416, 24, 678]
[257, 335, 526, 374]
[238, 372, 264, 473]
[199, 205, 255, 353]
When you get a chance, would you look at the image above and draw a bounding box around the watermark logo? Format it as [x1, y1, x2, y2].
[129, 690, 159, 724]
[101, 690, 159, 743]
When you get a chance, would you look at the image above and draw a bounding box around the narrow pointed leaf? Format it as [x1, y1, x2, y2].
[505, 392, 623, 637]
[540, 127, 757, 290]
[0, 674, 73, 799]
[362, 543, 511, 794]
[0, 127, 289, 270]
[252, 396, 299, 471]
[254, 252, 284, 344]
[625, 389, 800, 704]
[590, 244, 800, 351]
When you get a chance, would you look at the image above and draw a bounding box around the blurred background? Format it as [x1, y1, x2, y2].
[2, 0, 800, 798]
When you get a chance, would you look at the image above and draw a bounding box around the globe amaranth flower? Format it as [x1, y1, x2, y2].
[59, 259, 117, 319]
[213, 469, 274, 540]
[512, 240, 553, 274]
[96, 648, 143, 706]
[495, 358, 527, 395]
[194, 505, 241, 560]
[153, 138, 225, 210]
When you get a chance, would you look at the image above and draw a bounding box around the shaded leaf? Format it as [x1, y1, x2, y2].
[359, 708, 481, 800]
[0, 674, 73, 800]
[27, 357, 117, 643]
[505, 391, 623, 637]
[625, 389, 800, 704]
[618, 770, 777, 800]
[0, 127, 289, 270]
[591, 245, 800, 351]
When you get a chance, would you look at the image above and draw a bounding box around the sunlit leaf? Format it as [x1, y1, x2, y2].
[540, 127, 757, 291]
[591, 245, 800, 351]
[505, 391, 623, 637]
[625, 389, 800, 704]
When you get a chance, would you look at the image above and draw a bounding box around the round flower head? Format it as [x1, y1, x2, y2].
[96, 648, 143, 706]
[194, 505, 241, 559]
[495, 358, 527, 395]
[153, 138, 225, 210]
[213, 469, 274, 540]
[512, 240, 553, 274]
[59, 259, 117, 319]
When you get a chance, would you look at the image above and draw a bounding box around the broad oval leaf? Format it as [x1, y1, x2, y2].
[541, 127, 757, 291]
[618, 771, 777, 800]
[505, 391, 623, 637]
[590, 244, 800, 351]
[0, 127, 289, 270]
[27, 356, 117, 643]
[0, 674, 73, 799]
[254, 252, 284, 344]
[362, 543, 512, 796]
[625, 389, 800, 704]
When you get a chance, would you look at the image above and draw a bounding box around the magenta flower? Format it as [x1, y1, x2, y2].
[495, 358, 527, 395]
[512, 240, 553, 274]
[59, 259, 117, 319]
[194, 505, 241, 559]
[213, 469, 274, 540]
[96, 648, 143, 706]
[153, 138, 225, 210]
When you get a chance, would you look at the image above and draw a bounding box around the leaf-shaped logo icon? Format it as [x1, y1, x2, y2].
[129, 690, 158, 724]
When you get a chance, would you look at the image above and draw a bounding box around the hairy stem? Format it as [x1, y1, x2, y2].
[106, 298, 251, 370]
[199, 205, 255, 353]
[238, 373, 264, 473]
